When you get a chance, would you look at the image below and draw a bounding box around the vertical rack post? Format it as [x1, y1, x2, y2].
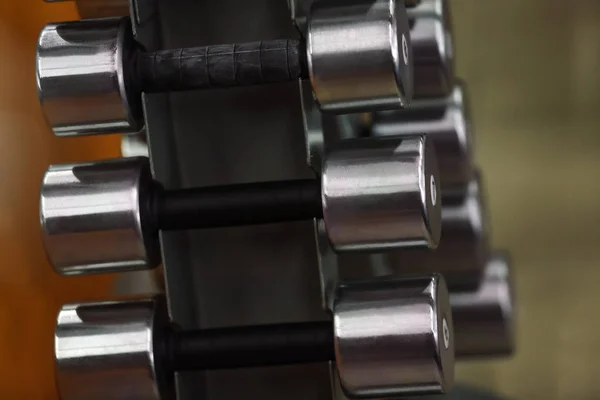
[131, 1, 334, 399]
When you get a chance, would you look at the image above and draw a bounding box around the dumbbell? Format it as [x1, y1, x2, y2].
[43, 0, 129, 18]
[37, 0, 413, 137]
[40, 136, 441, 276]
[451, 252, 515, 358]
[54, 275, 453, 400]
[408, 0, 454, 98]
[372, 82, 473, 198]
[386, 172, 488, 290]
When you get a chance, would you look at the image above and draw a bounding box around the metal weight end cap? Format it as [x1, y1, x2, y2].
[392, 0, 414, 105]
[334, 274, 454, 398]
[451, 251, 516, 358]
[36, 17, 142, 136]
[40, 157, 160, 276]
[407, 0, 455, 98]
[373, 81, 474, 194]
[307, 0, 413, 113]
[420, 170, 491, 290]
[322, 135, 441, 253]
[55, 296, 174, 400]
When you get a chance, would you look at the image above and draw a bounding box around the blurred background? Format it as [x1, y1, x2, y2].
[0, 0, 598, 398]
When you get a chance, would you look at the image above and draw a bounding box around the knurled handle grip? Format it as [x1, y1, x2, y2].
[137, 39, 308, 93]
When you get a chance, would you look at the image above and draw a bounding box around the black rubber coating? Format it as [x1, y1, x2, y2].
[137, 39, 309, 93]
[155, 179, 323, 231]
[168, 321, 334, 371]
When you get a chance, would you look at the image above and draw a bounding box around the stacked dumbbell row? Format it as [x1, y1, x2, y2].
[37, 0, 514, 399]
[366, 0, 514, 356]
[56, 277, 454, 400]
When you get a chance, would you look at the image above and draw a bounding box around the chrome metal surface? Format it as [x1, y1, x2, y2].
[122, 133, 150, 158]
[334, 275, 454, 398]
[40, 157, 159, 275]
[451, 252, 515, 358]
[44, 0, 130, 18]
[55, 296, 173, 400]
[307, 0, 413, 112]
[323, 135, 441, 252]
[37, 17, 142, 136]
[387, 172, 489, 290]
[408, 0, 454, 98]
[373, 82, 473, 195]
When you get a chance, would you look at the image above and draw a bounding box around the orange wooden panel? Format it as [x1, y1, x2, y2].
[0, 1, 121, 398]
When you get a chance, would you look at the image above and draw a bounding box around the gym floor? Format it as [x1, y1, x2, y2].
[0, 1, 598, 399]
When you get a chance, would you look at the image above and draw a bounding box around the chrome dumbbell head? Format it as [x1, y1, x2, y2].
[40, 156, 160, 275]
[41, 136, 441, 276]
[55, 297, 172, 400]
[451, 252, 515, 358]
[408, 0, 454, 98]
[335, 275, 454, 397]
[54, 275, 454, 400]
[322, 136, 440, 252]
[387, 172, 489, 290]
[36, 17, 142, 136]
[307, 0, 413, 112]
[37, 0, 412, 137]
[373, 82, 473, 196]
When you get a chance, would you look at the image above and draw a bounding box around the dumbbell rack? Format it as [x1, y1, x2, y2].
[132, 1, 344, 399]
[38, 0, 516, 399]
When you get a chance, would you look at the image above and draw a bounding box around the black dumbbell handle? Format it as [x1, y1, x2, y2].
[136, 39, 308, 93]
[166, 321, 334, 371]
[154, 179, 323, 231]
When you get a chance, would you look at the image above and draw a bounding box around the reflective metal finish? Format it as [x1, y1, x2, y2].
[387, 172, 489, 290]
[451, 252, 515, 358]
[122, 133, 150, 158]
[322, 135, 441, 252]
[37, 17, 142, 136]
[373, 82, 473, 195]
[408, 0, 454, 98]
[334, 275, 454, 398]
[55, 296, 173, 400]
[40, 157, 159, 276]
[307, 0, 413, 112]
[44, 0, 130, 18]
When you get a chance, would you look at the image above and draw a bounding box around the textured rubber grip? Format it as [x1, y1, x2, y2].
[138, 39, 308, 93]
[168, 321, 334, 371]
[155, 179, 323, 231]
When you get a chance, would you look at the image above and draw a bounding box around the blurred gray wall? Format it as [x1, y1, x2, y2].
[453, 1, 600, 399]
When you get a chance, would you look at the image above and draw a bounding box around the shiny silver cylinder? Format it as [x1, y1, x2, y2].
[323, 135, 441, 252]
[44, 0, 130, 18]
[334, 274, 454, 397]
[387, 172, 489, 290]
[121, 133, 150, 158]
[372, 83, 473, 195]
[40, 157, 160, 276]
[451, 252, 515, 358]
[307, 0, 413, 112]
[55, 296, 173, 400]
[408, 0, 454, 98]
[37, 17, 142, 137]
